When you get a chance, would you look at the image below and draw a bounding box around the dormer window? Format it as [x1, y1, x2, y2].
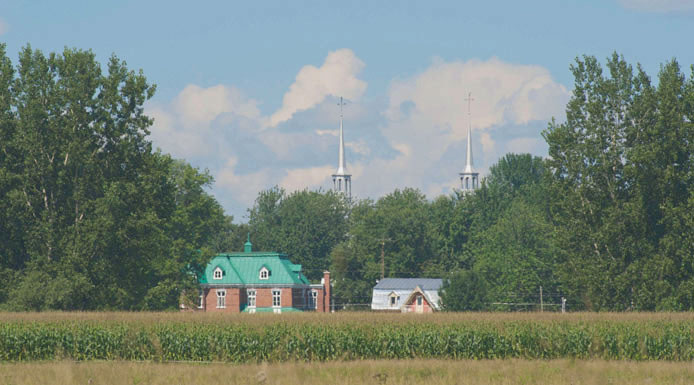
[213, 267, 223, 280]
[259, 267, 270, 280]
[389, 292, 400, 307]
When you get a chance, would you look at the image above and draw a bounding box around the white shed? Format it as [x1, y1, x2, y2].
[371, 278, 443, 311]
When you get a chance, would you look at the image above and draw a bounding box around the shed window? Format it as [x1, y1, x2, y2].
[213, 267, 223, 280]
[417, 296, 423, 306]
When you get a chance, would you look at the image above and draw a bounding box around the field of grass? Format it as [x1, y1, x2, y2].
[2, 359, 694, 385]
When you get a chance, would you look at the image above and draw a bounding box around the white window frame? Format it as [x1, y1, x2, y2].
[259, 267, 269, 280]
[198, 290, 204, 309]
[272, 289, 281, 308]
[213, 267, 223, 280]
[417, 295, 423, 306]
[247, 289, 256, 309]
[310, 290, 318, 309]
[216, 289, 226, 309]
[389, 293, 400, 307]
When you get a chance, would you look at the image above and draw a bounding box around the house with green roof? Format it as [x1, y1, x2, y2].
[184, 236, 331, 313]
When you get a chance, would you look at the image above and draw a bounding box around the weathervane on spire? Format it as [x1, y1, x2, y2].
[459, 92, 479, 193]
[332, 96, 352, 199]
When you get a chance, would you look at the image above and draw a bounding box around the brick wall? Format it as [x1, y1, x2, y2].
[205, 287, 241, 313]
[315, 288, 325, 312]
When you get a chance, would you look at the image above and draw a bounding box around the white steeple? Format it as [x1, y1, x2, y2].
[332, 97, 352, 198]
[460, 92, 479, 192]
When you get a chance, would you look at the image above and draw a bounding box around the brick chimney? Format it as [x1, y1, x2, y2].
[323, 271, 331, 313]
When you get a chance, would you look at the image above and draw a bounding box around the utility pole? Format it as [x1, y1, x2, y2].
[376, 238, 391, 280]
[539, 286, 543, 312]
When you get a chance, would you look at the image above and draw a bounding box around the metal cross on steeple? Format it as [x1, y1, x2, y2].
[338, 96, 346, 118]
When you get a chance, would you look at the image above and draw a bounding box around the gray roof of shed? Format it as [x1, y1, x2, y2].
[373, 278, 443, 291]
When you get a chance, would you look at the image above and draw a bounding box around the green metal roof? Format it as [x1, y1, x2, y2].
[201, 251, 310, 286]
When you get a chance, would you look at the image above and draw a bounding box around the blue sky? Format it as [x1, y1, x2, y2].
[2, 0, 693, 220]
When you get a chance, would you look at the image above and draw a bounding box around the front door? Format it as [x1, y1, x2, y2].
[416, 295, 423, 313]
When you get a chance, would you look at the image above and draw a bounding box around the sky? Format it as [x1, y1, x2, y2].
[1, 0, 693, 221]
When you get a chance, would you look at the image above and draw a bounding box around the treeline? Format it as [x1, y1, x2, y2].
[243, 53, 694, 311]
[1, 45, 693, 311]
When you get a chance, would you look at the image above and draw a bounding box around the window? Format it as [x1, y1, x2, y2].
[216, 289, 226, 308]
[272, 289, 281, 307]
[247, 289, 256, 308]
[259, 267, 269, 280]
[389, 293, 399, 307]
[310, 290, 318, 309]
[213, 267, 223, 280]
[417, 296, 423, 306]
[198, 290, 204, 309]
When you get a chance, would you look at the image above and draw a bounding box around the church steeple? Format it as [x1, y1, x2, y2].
[332, 97, 352, 198]
[460, 92, 480, 192]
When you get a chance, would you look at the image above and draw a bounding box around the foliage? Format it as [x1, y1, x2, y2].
[0, 44, 227, 310]
[543, 53, 694, 310]
[248, 187, 349, 281]
[440, 270, 488, 311]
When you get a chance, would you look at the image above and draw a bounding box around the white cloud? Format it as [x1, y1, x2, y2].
[0, 19, 8, 36]
[279, 165, 334, 192]
[174, 84, 261, 128]
[315, 129, 338, 136]
[346, 139, 371, 156]
[618, 0, 694, 12]
[353, 57, 569, 199]
[506, 137, 544, 154]
[268, 49, 367, 127]
[385, 57, 567, 141]
[216, 157, 273, 206]
[146, 52, 568, 220]
[147, 84, 262, 158]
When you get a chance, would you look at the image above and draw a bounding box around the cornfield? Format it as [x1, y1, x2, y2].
[2, 315, 694, 362]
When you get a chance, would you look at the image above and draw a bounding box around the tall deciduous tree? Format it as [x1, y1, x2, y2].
[0, 45, 227, 310]
[544, 53, 694, 310]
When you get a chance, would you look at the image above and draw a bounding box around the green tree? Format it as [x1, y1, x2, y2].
[440, 269, 488, 311]
[248, 187, 349, 281]
[0, 44, 228, 310]
[543, 53, 694, 310]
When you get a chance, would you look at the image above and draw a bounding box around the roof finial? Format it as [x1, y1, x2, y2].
[244, 233, 252, 253]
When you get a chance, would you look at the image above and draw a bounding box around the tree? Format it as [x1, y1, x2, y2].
[543, 53, 694, 310]
[440, 270, 488, 311]
[248, 187, 349, 281]
[0, 44, 228, 310]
